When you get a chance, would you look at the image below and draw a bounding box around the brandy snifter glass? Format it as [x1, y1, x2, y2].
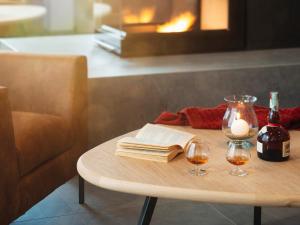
[185, 139, 210, 176]
[226, 142, 251, 176]
[222, 95, 258, 149]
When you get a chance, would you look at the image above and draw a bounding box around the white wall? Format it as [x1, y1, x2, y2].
[27, 0, 94, 33]
[43, 0, 75, 32]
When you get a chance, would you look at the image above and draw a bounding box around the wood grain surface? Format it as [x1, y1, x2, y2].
[77, 126, 300, 207]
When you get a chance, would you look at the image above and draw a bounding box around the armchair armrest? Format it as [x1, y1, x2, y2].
[0, 87, 19, 224]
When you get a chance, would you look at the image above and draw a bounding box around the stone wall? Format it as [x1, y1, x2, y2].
[88, 64, 300, 148]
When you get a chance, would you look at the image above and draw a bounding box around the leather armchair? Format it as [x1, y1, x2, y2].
[0, 53, 88, 224]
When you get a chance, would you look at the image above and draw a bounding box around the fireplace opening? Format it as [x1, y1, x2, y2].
[95, 0, 244, 57]
[121, 0, 229, 33]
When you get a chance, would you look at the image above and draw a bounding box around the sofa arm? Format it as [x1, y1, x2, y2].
[0, 87, 19, 225]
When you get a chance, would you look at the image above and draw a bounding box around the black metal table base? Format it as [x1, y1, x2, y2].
[135, 198, 261, 225]
[79, 175, 85, 204]
[137, 197, 157, 225]
[77, 178, 261, 225]
[254, 206, 262, 225]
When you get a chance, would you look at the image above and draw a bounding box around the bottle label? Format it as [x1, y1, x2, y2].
[257, 141, 263, 153]
[282, 140, 290, 157]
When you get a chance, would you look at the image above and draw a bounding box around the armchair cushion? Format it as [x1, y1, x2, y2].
[12, 111, 73, 176]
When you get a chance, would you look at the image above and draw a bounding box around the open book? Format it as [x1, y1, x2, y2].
[116, 124, 195, 162]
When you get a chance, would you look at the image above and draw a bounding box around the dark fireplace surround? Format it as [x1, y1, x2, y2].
[96, 0, 300, 57]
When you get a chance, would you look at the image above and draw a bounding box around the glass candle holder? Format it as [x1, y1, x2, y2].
[222, 95, 258, 149]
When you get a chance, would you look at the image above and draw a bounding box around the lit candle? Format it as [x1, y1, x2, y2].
[231, 113, 250, 137]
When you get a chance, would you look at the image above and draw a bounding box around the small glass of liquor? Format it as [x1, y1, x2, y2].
[226, 142, 251, 176]
[222, 95, 259, 149]
[185, 139, 210, 176]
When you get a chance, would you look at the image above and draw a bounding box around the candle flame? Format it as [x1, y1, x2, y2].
[157, 11, 196, 33]
[236, 112, 241, 120]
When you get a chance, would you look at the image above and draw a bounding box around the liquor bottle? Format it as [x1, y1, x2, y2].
[257, 92, 290, 162]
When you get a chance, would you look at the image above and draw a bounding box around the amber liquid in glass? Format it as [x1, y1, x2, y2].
[257, 92, 290, 162]
[187, 155, 208, 165]
[226, 155, 249, 166]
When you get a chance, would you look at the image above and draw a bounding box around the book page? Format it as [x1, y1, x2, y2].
[118, 136, 171, 148]
[116, 148, 172, 156]
[134, 123, 195, 148]
[115, 148, 183, 162]
[117, 139, 172, 151]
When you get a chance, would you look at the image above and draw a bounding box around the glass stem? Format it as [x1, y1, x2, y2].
[196, 164, 199, 175]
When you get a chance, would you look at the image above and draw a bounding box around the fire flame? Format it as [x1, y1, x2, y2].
[123, 7, 155, 24]
[157, 12, 196, 33]
[139, 8, 155, 23]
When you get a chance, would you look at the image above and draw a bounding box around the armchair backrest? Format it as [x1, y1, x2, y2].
[0, 53, 87, 126]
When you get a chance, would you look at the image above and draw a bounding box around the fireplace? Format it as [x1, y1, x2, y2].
[95, 0, 300, 57]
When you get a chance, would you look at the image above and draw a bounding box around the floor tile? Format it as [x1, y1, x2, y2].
[11, 176, 300, 225]
[211, 204, 300, 225]
[151, 201, 235, 225]
[57, 176, 143, 213]
[15, 191, 74, 222]
[210, 203, 253, 225]
[12, 214, 86, 225]
[45, 214, 87, 225]
[100, 199, 236, 225]
[79, 208, 123, 225]
[263, 207, 300, 225]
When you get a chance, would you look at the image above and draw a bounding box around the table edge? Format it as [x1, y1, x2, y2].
[77, 156, 300, 207]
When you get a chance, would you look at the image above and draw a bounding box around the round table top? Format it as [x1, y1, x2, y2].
[0, 5, 46, 24]
[77, 126, 300, 207]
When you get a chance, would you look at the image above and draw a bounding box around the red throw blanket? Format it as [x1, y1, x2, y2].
[154, 104, 300, 130]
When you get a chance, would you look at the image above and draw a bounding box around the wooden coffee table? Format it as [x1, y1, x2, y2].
[77, 127, 300, 225]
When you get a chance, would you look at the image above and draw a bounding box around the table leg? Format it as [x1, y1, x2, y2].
[79, 175, 85, 204]
[137, 197, 158, 225]
[254, 206, 261, 225]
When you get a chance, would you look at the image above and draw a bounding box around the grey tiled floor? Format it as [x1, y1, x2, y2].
[11, 176, 300, 225]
